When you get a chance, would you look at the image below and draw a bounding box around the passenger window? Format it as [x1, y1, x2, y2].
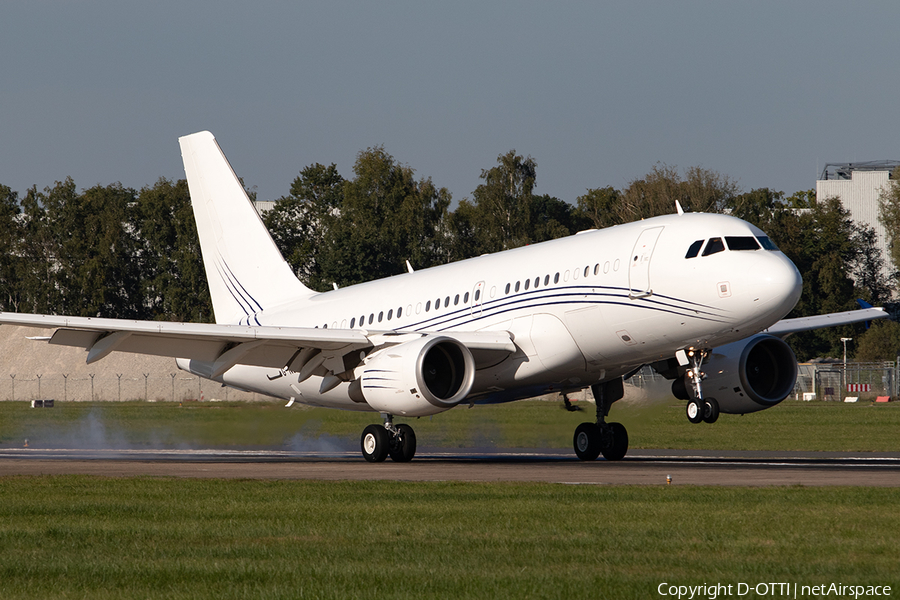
[702, 237, 725, 256]
[594, 264, 599, 275]
[505, 283, 510, 294]
[757, 236, 779, 251]
[387, 309, 393, 320]
[584, 266, 589, 278]
[445, 296, 450, 308]
[398, 307, 403, 318]
[426, 301, 431, 312]
[360, 315, 365, 326]
[524, 279, 530, 290]
[534, 277, 540, 288]
[454, 294, 459, 305]
[515, 281, 520, 292]
[378, 311, 383, 323]
[435, 298, 440, 310]
[350, 317, 356, 328]
[725, 236, 760, 251]
[475, 289, 481, 301]
[544, 275, 549, 286]
[554, 273, 560, 284]
[685, 240, 704, 258]
[368, 314, 374, 325]
[464, 292, 470, 303]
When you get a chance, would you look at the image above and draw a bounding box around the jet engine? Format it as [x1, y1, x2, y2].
[677, 334, 798, 415]
[358, 335, 476, 417]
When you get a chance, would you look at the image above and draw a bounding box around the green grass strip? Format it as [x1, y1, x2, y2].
[3, 399, 900, 452]
[0, 477, 898, 599]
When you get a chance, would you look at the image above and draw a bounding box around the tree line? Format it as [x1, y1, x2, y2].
[1, 151, 898, 361]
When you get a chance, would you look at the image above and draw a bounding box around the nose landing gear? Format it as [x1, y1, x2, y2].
[679, 348, 719, 424]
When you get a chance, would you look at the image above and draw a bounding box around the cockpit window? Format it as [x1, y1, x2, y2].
[725, 236, 761, 251]
[685, 240, 704, 259]
[757, 236, 779, 251]
[702, 237, 725, 256]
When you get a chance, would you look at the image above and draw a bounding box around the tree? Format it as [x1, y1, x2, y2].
[468, 150, 537, 253]
[575, 186, 621, 229]
[851, 223, 892, 305]
[323, 147, 451, 287]
[529, 194, 587, 243]
[783, 197, 864, 360]
[854, 320, 900, 362]
[617, 164, 738, 222]
[134, 178, 212, 321]
[0, 184, 24, 311]
[878, 166, 900, 285]
[264, 163, 344, 292]
[51, 181, 142, 318]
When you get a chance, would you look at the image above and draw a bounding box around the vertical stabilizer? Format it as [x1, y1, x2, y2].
[179, 131, 314, 324]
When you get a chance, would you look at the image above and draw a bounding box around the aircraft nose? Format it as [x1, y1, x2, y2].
[755, 252, 802, 319]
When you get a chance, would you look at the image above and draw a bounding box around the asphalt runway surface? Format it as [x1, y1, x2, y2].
[2, 447, 900, 486]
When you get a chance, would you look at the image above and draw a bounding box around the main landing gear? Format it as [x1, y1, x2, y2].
[680, 348, 719, 425]
[360, 413, 417, 463]
[573, 378, 629, 461]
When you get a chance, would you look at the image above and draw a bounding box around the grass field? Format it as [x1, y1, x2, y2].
[3, 400, 900, 598]
[2, 397, 900, 453]
[0, 477, 898, 600]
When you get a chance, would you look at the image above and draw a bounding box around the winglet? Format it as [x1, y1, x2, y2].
[857, 299, 875, 329]
[675, 200, 684, 216]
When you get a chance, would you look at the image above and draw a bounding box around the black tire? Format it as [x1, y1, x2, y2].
[573, 422, 602, 461]
[389, 424, 417, 462]
[601, 422, 628, 461]
[361, 424, 389, 462]
[686, 399, 704, 424]
[702, 398, 720, 424]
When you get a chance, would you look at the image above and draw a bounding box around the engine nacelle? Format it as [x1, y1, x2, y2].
[358, 335, 476, 417]
[688, 334, 798, 415]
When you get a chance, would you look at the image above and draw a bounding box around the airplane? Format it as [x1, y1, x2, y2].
[0, 131, 887, 462]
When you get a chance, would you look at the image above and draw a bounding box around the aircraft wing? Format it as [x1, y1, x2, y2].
[0, 312, 515, 374]
[764, 306, 888, 337]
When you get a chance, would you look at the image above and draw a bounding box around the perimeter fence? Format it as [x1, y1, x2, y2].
[2, 361, 897, 403]
[0, 372, 261, 402]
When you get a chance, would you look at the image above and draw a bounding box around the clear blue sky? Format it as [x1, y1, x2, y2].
[2, 1, 897, 205]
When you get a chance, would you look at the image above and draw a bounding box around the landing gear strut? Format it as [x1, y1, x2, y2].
[361, 413, 417, 463]
[680, 348, 719, 424]
[573, 378, 629, 461]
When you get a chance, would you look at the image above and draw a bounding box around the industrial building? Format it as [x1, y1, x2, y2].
[816, 161, 900, 285]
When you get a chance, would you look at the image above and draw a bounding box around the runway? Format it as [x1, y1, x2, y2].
[1, 448, 899, 486]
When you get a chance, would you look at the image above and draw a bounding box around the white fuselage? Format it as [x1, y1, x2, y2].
[200, 212, 802, 411]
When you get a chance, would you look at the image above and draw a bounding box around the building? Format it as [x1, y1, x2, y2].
[816, 161, 900, 284]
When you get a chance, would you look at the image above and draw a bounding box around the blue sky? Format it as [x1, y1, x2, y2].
[2, 1, 897, 205]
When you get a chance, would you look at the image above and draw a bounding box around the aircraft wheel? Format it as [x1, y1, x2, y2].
[389, 424, 417, 462]
[361, 424, 390, 462]
[686, 399, 704, 424]
[702, 398, 720, 424]
[601, 422, 628, 461]
[574, 422, 602, 461]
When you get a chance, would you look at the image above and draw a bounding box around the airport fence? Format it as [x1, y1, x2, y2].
[794, 361, 897, 402]
[1, 361, 897, 403]
[0, 372, 262, 402]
